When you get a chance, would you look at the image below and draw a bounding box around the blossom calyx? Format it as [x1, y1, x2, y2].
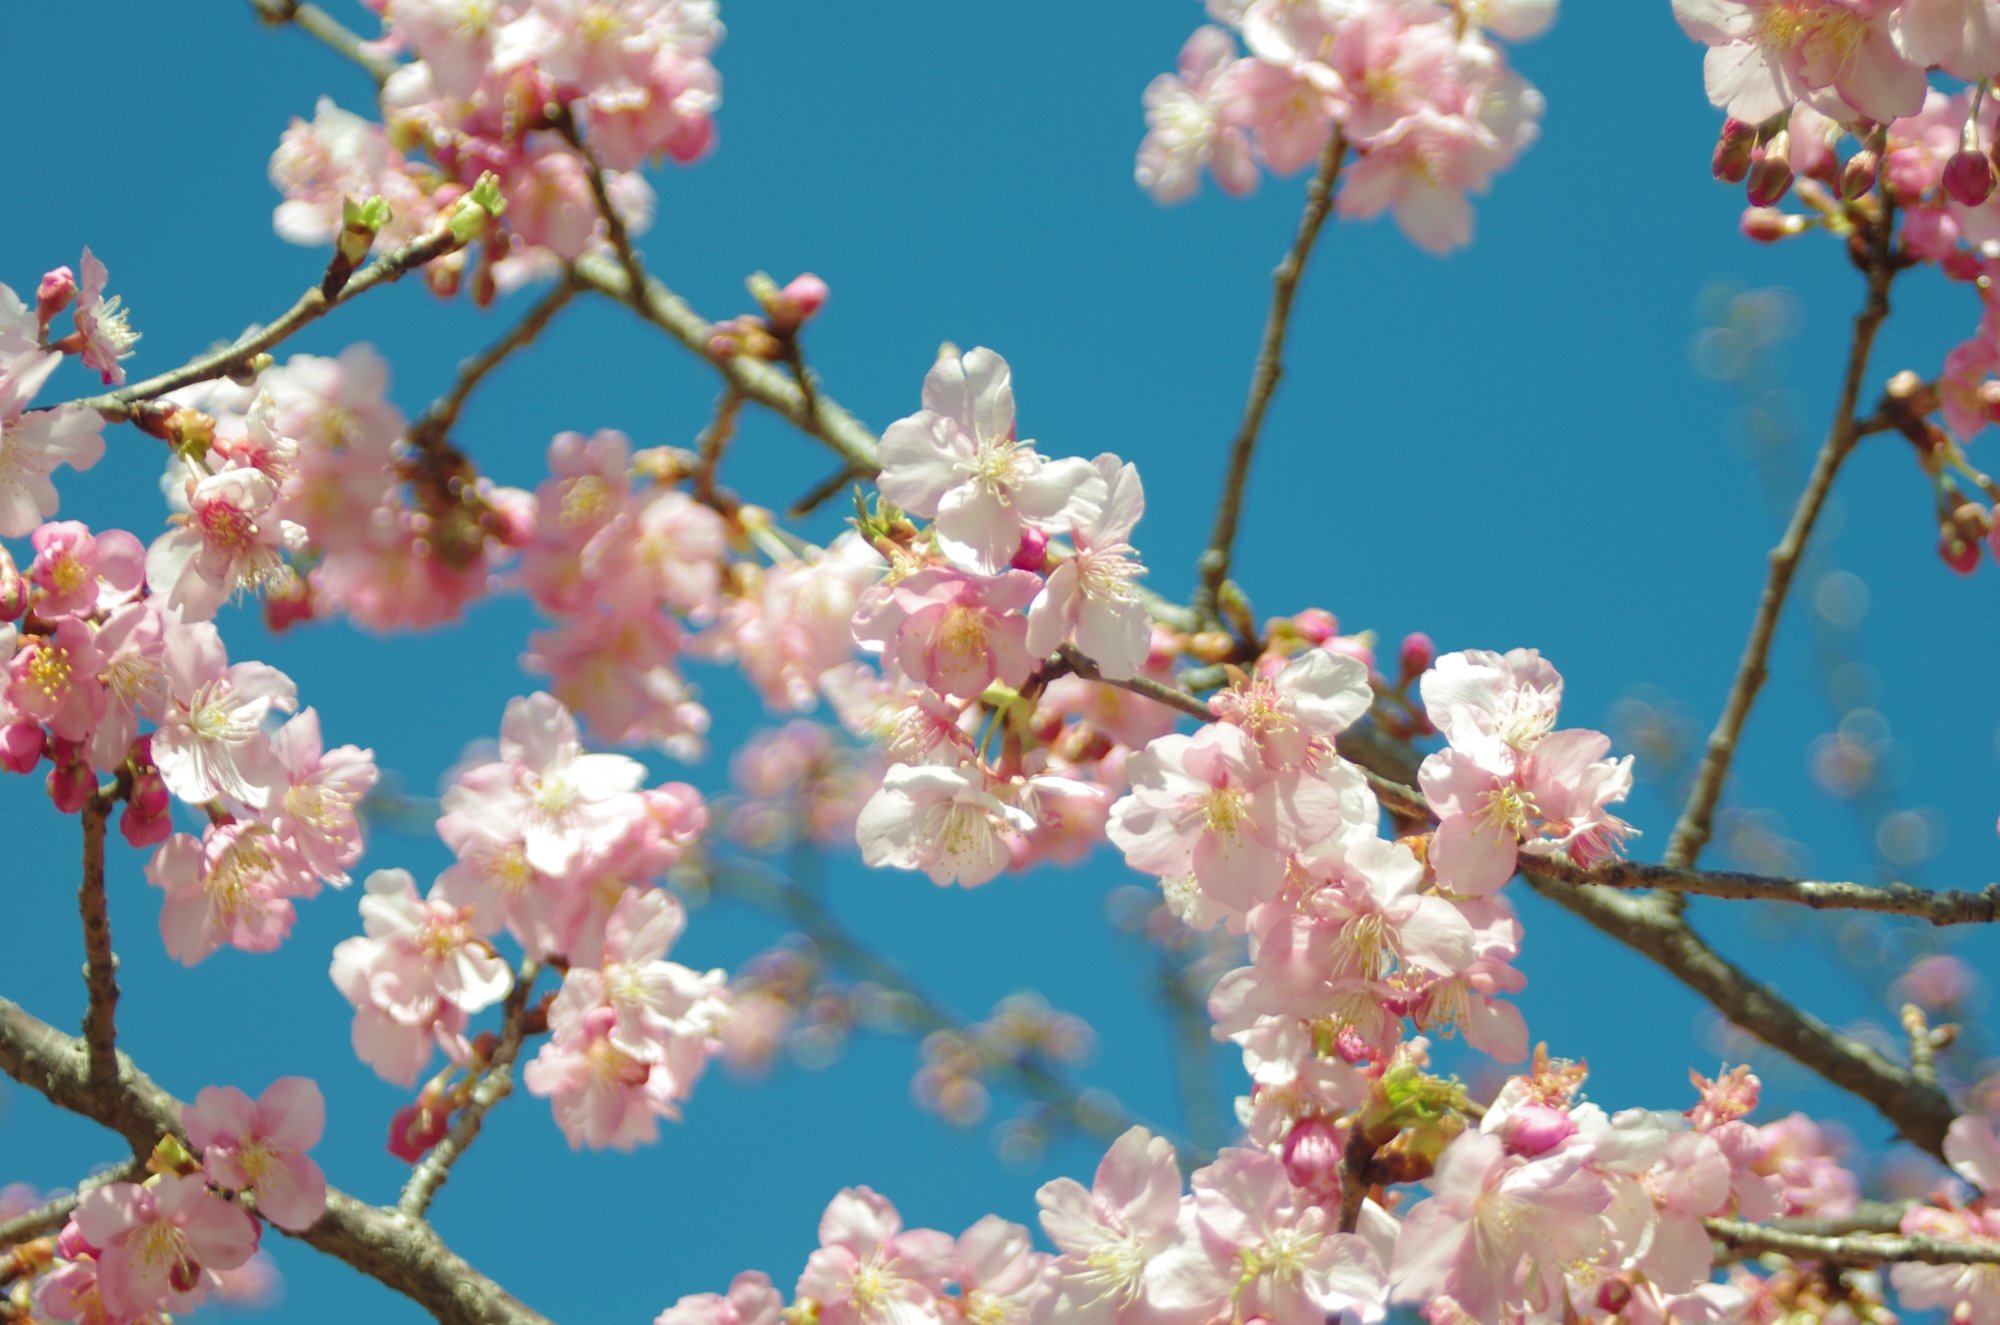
[1353, 1056, 1469, 1153]
[146, 1133, 201, 1178]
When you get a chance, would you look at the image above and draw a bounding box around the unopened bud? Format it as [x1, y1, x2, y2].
[47, 758, 95, 814]
[1945, 149, 1996, 207]
[1397, 631, 1435, 679]
[1840, 149, 1880, 201]
[36, 266, 76, 331]
[263, 574, 316, 632]
[1499, 1102, 1577, 1156]
[1280, 1116, 1345, 1203]
[0, 721, 45, 774]
[1745, 146, 1793, 207]
[148, 1133, 200, 1177]
[1010, 525, 1050, 573]
[120, 802, 172, 848]
[388, 1099, 452, 1163]
[753, 271, 830, 335]
[1186, 630, 1235, 664]
[1951, 501, 1993, 546]
[1741, 207, 1807, 243]
[1291, 608, 1338, 645]
[1941, 523, 1982, 575]
[1712, 118, 1756, 184]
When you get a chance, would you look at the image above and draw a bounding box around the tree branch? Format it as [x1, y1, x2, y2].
[1191, 131, 1349, 630]
[0, 1160, 145, 1251]
[553, 108, 649, 310]
[248, 0, 397, 84]
[399, 962, 542, 1219]
[1707, 1215, 2000, 1267]
[1528, 853, 2000, 927]
[1518, 877, 1956, 1161]
[0, 996, 553, 1325]
[1664, 203, 1899, 869]
[411, 277, 578, 449]
[75, 225, 467, 422]
[76, 795, 120, 1088]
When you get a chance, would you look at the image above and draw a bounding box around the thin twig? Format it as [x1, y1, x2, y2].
[1191, 131, 1349, 630]
[787, 466, 864, 520]
[248, 0, 397, 84]
[553, 108, 648, 312]
[400, 962, 542, 1219]
[77, 794, 119, 1087]
[692, 389, 744, 509]
[1665, 201, 1900, 869]
[1902, 1003, 1941, 1086]
[411, 277, 578, 451]
[0, 1160, 145, 1251]
[1707, 1215, 2000, 1266]
[74, 225, 466, 422]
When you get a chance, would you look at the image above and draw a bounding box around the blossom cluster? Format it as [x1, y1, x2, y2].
[34, 1079, 327, 1325]
[271, 0, 721, 300]
[659, 1056, 1897, 1325]
[333, 691, 728, 1150]
[1137, 0, 1555, 252]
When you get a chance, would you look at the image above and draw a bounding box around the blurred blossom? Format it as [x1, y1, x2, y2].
[1813, 571, 1869, 630]
[724, 721, 880, 850]
[211, 1251, 283, 1309]
[1893, 953, 1981, 1013]
[1717, 807, 1807, 876]
[1875, 809, 1940, 869]
[1610, 687, 1696, 782]
[976, 993, 1097, 1068]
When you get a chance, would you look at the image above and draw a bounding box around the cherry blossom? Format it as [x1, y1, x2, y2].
[856, 761, 1037, 887]
[71, 1175, 259, 1319]
[147, 823, 314, 964]
[1037, 1125, 1222, 1323]
[71, 248, 140, 385]
[1025, 454, 1152, 681]
[852, 566, 1040, 699]
[655, 1271, 785, 1325]
[1671, 0, 1927, 125]
[182, 1077, 329, 1232]
[27, 521, 145, 619]
[0, 344, 105, 538]
[149, 622, 297, 811]
[793, 1187, 956, 1325]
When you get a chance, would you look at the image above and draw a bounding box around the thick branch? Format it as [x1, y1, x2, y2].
[76, 226, 465, 422]
[1529, 853, 2000, 927]
[1707, 1215, 2000, 1267]
[1518, 878, 1956, 1160]
[399, 962, 541, 1219]
[77, 796, 119, 1087]
[0, 997, 553, 1325]
[1192, 131, 1349, 629]
[1665, 205, 1899, 869]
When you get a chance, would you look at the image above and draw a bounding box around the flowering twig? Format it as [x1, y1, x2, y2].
[248, 0, 397, 84]
[1191, 130, 1350, 632]
[1664, 200, 1901, 870]
[410, 276, 579, 456]
[76, 793, 120, 1088]
[0, 1160, 145, 1251]
[400, 961, 543, 1220]
[1518, 876, 1956, 1161]
[75, 224, 467, 422]
[0, 996, 554, 1325]
[1706, 1215, 2000, 1267]
[554, 108, 649, 313]
[692, 388, 744, 509]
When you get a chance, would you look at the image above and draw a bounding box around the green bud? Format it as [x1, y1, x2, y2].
[147, 1133, 200, 1177]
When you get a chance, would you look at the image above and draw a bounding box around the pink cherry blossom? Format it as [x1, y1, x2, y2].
[330, 868, 513, 1085]
[795, 1187, 956, 1325]
[88, 599, 170, 772]
[698, 532, 885, 710]
[72, 1175, 259, 1319]
[655, 1271, 784, 1325]
[1212, 644, 1371, 771]
[1191, 1147, 1388, 1324]
[526, 612, 710, 759]
[27, 521, 145, 618]
[1893, 0, 2000, 80]
[856, 761, 1037, 887]
[150, 622, 297, 811]
[1138, 27, 1259, 202]
[877, 348, 1106, 574]
[0, 352, 105, 538]
[6, 617, 107, 743]
[952, 1215, 1055, 1325]
[183, 1077, 329, 1231]
[147, 824, 314, 965]
[1037, 1126, 1222, 1324]
[853, 566, 1041, 699]
[72, 248, 140, 385]
[1671, 0, 1927, 125]
[268, 708, 379, 886]
[1891, 1199, 2000, 1325]
[146, 463, 301, 622]
[1025, 454, 1152, 680]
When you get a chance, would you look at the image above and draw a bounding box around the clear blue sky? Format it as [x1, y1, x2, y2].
[4, 3, 1996, 1320]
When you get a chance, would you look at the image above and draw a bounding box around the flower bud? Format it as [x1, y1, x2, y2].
[128, 764, 171, 819]
[1941, 523, 1982, 575]
[1499, 1102, 1577, 1156]
[1291, 608, 1338, 644]
[36, 266, 76, 331]
[0, 546, 24, 622]
[1745, 147, 1793, 207]
[1840, 149, 1880, 201]
[1950, 500, 1992, 548]
[1945, 149, 1996, 207]
[388, 1099, 452, 1162]
[1712, 118, 1755, 184]
[1010, 526, 1050, 573]
[47, 757, 95, 814]
[1281, 1116, 1345, 1203]
[0, 721, 45, 774]
[1740, 208, 1807, 243]
[1397, 631, 1434, 679]
[120, 802, 173, 848]
[756, 272, 829, 335]
[1186, 630, 1235, 664]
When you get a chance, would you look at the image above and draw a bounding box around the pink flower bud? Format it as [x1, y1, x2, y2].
[387, 1101, 451, 1163]
[1712, 118, 1755, 184]
[1281, 1116, 1345, 1203]
[48, 758, 95, 814]
[1499, 1103, 1576, 1156]
[36, 266, 76, 330]
[1840, 149, 1880, 201]
[1398, 631, 1435, 678]
[0, 721, 45, 774]
[1745, 151, 1793, 207]
[1945, 150, 1997, 207]
[1291, 608, 1338, 644]
[1740, 208, 1806, 243]
[56, 1217, 98, 1259]
[1942, 524, 1982, 575]
[263, 576, 316, 632]
[128, 762, 170, 818]
[120, 803, 172, 848]
[764, 273, 829, 334]
[1011, 526, 1050, 572]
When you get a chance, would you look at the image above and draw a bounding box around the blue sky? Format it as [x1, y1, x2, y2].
[5, 2, 1998, 1320]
